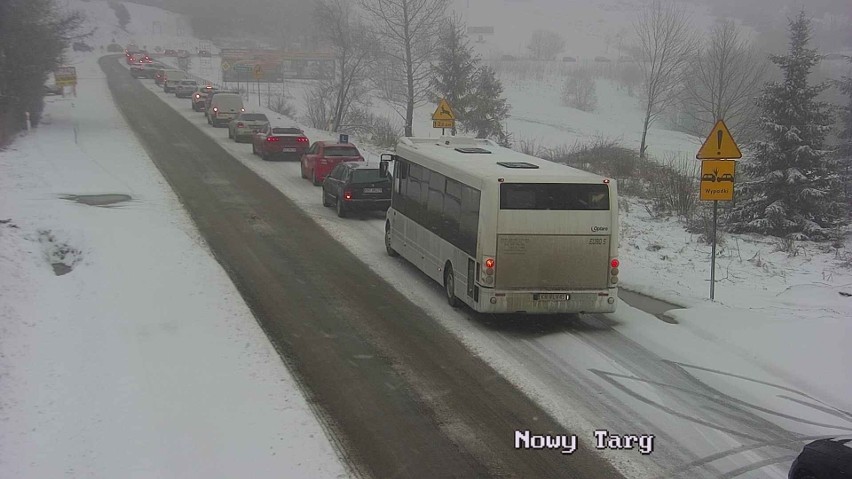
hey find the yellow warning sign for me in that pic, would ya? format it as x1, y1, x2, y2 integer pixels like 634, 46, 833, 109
253, 64, 263, 80
699, 160, 736, 201
54, 66, 77, 87
697, 119, 742, 159
220, 61, 231, 71
432, 98, 455, 121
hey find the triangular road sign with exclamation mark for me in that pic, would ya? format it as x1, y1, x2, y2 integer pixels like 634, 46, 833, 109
697, 119, 742, 159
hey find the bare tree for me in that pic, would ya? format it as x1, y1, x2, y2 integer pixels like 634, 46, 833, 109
681, 20, 767, 143
527, 30, 566, 61
314, 0, 375, 133
633, 0, 698, 158
360, 0, 449, 137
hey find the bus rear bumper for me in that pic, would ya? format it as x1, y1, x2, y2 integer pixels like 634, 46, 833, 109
476, 289, 618, 314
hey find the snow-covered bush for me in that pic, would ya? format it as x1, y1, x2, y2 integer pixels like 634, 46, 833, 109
267, 94, 296, 118
560, 70, 597, 112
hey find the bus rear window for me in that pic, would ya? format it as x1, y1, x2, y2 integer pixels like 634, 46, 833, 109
500, 183, 609, 210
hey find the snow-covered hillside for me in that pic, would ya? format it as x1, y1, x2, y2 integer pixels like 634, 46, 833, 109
64, 0, 203, 54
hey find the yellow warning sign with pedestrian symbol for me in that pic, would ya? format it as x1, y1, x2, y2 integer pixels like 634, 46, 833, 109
697, 119, 742, 159
699, 160, 736, 201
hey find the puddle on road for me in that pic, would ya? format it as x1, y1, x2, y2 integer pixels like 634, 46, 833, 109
60, 194, 132, 207
618, 289, 682, 324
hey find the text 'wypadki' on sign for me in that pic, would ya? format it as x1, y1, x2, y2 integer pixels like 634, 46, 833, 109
697, 119, 742, 159
699, 160, 736, 201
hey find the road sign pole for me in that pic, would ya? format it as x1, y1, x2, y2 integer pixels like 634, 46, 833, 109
257, 77, 260, 107
710, 199, 717, 301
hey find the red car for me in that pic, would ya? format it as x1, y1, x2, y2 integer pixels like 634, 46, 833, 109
252, 126, 309, 161
300, 141, 365, 186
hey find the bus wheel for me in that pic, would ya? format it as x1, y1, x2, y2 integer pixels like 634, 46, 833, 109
385, 222, 398, 257
444, 266, 460, 308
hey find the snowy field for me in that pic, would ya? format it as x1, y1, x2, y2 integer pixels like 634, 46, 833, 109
0, 48, 348, 479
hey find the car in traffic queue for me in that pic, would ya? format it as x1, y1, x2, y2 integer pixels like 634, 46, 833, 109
161, 70, 189, 93
153, 68, 168, 86
207, 93, 244, 127
130, 61, 165, 79
300, 140, 365, 186
126, 51, 150, 65
163, 49, 177, 56
251, 126, 309, 161
203, 90, 239, 117
198, 50, 212, 57
191, 85, 219, 111
174, 79, 200, 98
227, 112, 270, 142
321, 162, 391, 218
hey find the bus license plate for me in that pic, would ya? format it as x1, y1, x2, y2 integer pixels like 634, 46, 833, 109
364, 188, 382, 194
535, 293, 568, 301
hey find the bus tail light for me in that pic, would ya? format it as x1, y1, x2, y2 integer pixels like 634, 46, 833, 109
610, 258, 619, 285
482, 257, 495, 285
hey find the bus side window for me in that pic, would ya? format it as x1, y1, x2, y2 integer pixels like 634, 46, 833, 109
408, 164, 424, 223
393, 161, 408, 213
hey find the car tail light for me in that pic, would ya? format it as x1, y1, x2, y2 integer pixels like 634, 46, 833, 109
194, 94, 200, 99
344, 190, 352, 201
236, 122, 245, 128
481, 257, 495, 285
297, 137, 308, 143
266, 136, 279, 142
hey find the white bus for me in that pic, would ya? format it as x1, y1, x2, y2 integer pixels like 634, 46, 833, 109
381, 136, 619, 314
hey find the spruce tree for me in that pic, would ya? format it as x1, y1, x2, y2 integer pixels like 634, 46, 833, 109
729, 11, 842, 239
837, 58, 852, 208
462, 65, 511, 145
431, 17, 478, 135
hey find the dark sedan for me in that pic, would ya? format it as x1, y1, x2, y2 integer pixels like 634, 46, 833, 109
322, 162, 391, 218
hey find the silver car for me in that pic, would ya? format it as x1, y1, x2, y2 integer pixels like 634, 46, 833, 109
228, 112, 270, 142
174, 79, 199, 98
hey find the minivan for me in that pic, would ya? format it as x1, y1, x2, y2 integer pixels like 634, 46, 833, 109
162, 70, 188, 93
207, 93, 244, 127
